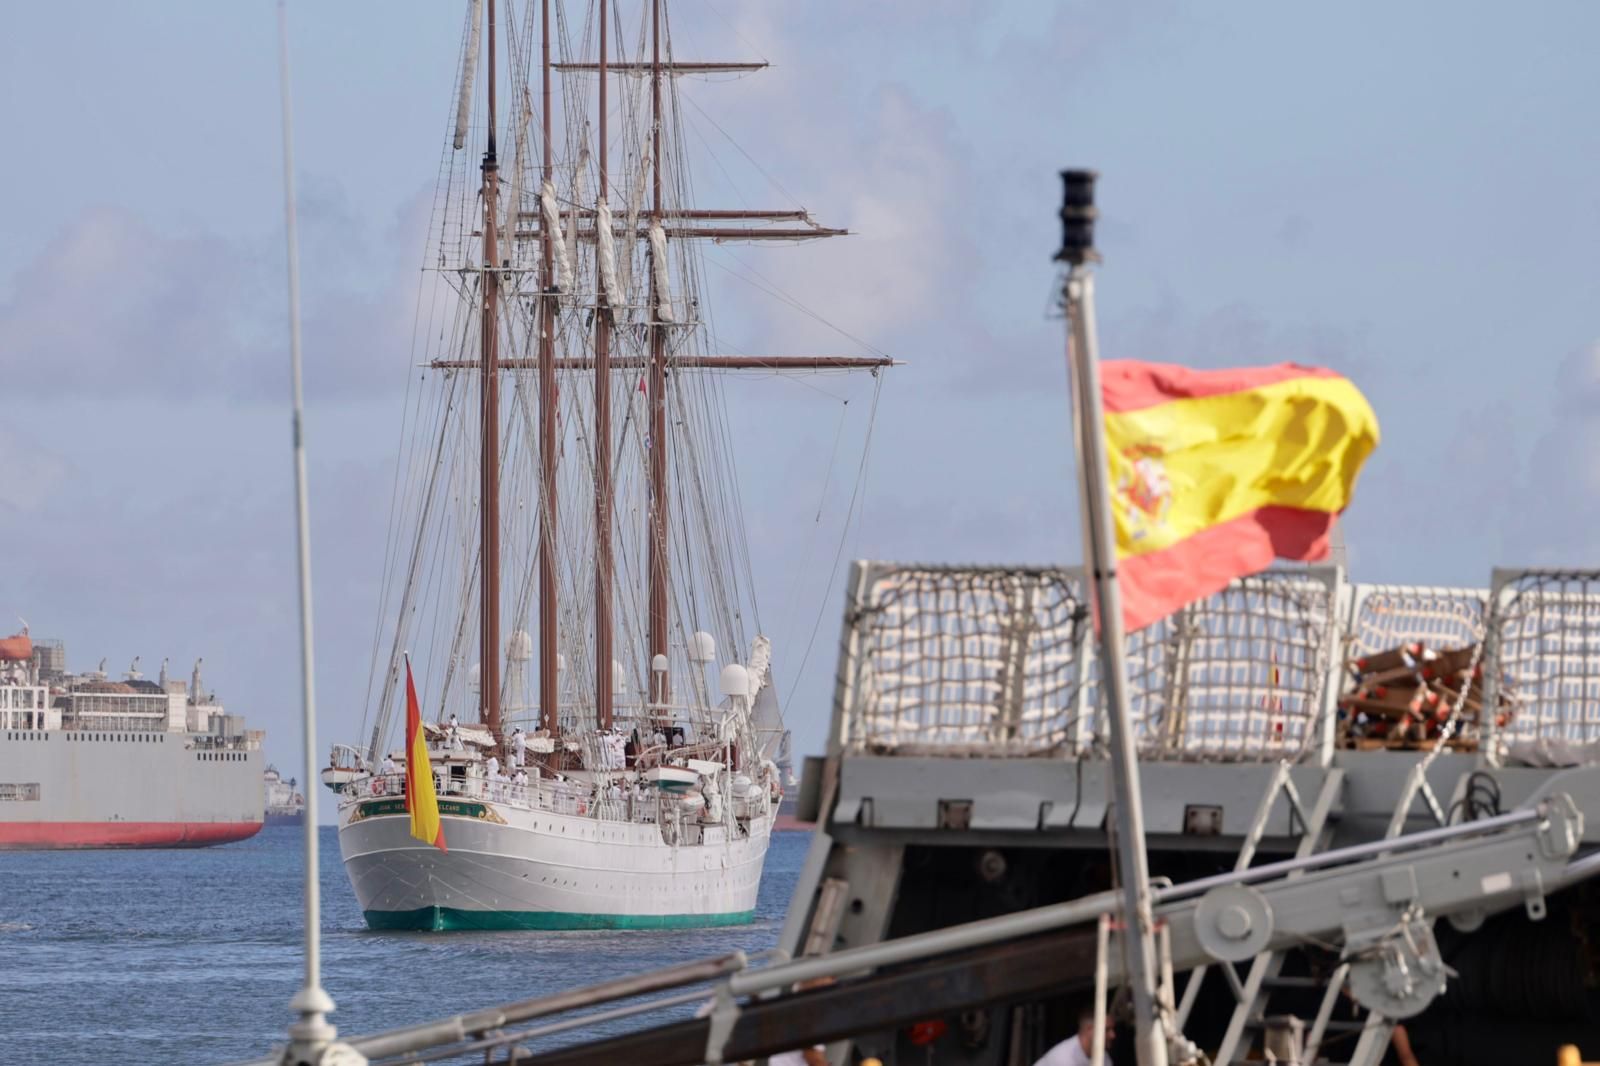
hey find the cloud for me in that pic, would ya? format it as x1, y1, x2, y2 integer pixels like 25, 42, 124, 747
0, 189, 433, 403
1553, 340, 1600, 414
695, 82, 976, 367
0, 208, 276, 398
0, 428, 68, 514
1498, 339, 1600, 562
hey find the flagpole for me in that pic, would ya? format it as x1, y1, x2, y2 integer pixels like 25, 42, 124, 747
1056, 170, 1168, 1066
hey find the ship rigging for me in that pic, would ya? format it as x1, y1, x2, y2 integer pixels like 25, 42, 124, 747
329, 0, 891, 931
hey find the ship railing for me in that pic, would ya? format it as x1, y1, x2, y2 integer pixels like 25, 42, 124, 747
834, 563, 1094, 758
831, 561, 1346, 764
427, 772, 666, 825
832, 562, 1600, 763
1484, 568, 1600, 761
1119, 567, 1342, 763
61, 715, 168, 733
354, 768, 755, 829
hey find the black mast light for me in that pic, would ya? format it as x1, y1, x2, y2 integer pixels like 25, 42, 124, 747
1054, 168, 1098, 265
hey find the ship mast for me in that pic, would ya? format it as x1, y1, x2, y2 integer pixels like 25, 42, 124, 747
593, 0, 613, 731
478, 0, 503, 736
647, 0, 669, 716
447, 0, 887, 744
537, 0, 560, 733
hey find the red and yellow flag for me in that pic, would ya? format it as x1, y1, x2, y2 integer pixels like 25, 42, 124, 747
1102, 361, 1379, 631
403, 657, 447, 852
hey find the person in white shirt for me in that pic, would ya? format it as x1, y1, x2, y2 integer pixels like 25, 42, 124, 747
1033, 1006, 1110, 1066
486, 754, 500, 779
380, 754, 397, 777
510, 728, 526, 769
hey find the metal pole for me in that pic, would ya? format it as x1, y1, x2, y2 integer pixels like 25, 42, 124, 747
1056, 169, 1168, 1066
480, 0, 505, 735
275, 3, 336, 1062
1092, 912, 1110, 1066
591, 0, 613, 733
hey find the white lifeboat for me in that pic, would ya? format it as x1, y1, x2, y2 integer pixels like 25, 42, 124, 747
644, 766, 699, 793
320, 765, 364, 792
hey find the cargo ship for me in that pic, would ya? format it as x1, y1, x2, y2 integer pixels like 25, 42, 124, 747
263, 765, 305, 827
0, 631, 264, 849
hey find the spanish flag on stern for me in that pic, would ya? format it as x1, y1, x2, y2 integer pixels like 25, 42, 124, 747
1103, 361, 1379, 632
403, 656, 447, 852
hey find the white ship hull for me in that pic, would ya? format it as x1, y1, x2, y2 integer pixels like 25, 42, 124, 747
337, 790, 771, 930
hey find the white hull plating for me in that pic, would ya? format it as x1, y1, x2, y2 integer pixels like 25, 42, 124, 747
337, 793, 771, 930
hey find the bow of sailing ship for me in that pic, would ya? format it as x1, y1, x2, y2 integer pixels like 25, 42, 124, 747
328, 0, 889, 931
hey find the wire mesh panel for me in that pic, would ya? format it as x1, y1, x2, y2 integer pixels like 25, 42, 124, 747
1346, 585, 1487, 661
841, 565, 1091, 756
1339, 583, 1490, 747
1122, 569, 1340, 762
1488, 570, 1600, 745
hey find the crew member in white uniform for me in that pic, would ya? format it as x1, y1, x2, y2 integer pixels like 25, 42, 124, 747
1033, 1006, 1110, 1066
380, 754, 397, 777
510, 727, 526, 769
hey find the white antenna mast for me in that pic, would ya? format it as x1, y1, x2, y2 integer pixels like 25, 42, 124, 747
275, 5, 351, 1064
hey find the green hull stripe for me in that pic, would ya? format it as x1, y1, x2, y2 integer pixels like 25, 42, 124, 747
363, 906, 757, 932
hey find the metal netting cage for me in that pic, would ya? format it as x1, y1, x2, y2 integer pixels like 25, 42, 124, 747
1341, 584, 1489, 744
841, 566, 1091, 756
1121, 569, 1340, 762
1346, 585, 1488, 661
1488, 570, 1600, 745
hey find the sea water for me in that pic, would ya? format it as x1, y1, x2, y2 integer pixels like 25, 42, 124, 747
0, 826, 810, 1064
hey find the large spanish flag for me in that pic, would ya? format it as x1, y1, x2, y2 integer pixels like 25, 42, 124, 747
403, 657, 446, 852
1103, 362, 1379, 631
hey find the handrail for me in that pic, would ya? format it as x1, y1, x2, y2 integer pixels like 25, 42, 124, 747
339, 771, 771, 827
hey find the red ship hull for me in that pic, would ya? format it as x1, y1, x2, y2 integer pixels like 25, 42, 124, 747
0, 820, 263, 850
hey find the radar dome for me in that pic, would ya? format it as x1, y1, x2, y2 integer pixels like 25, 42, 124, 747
720, 664, 750, 699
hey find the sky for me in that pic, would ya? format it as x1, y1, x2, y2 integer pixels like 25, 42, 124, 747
2, 2, 1598, 803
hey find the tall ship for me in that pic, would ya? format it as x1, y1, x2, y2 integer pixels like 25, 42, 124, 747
329, 0, 889, 930
263, 765, 305, 826
0, 631, 264, 849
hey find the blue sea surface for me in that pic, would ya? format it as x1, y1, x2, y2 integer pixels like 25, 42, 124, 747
0, 826, 811, 1064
